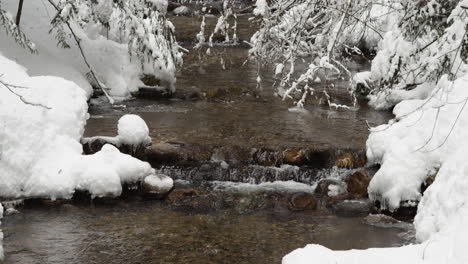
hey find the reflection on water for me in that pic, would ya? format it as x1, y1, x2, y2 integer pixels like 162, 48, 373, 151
85, 45, 391, 148
86, 15, 392, 149
2, 200, 411, 264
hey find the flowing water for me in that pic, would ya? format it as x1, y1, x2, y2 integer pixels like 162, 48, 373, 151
2, 198, 413, 264
85, 15, 392, 148
1, 14, 407, 264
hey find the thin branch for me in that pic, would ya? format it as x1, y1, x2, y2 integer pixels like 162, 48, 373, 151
46, 0, 114, 104
0, 77, 51, 109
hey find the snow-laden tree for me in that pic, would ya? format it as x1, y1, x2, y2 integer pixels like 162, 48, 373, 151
1, 0, 183, 102
0, 1, 36, 53
370, 0, 468, 109
248, 0, 467, 109
248, 0, 401, 108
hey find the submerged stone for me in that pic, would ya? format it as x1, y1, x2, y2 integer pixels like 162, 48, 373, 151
288, 192, 317, 211
331, 200, 373, 217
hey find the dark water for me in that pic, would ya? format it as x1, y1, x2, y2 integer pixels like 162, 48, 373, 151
1, 199, 412, 264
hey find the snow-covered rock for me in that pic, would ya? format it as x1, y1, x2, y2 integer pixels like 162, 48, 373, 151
142, 174, 174, 197
0, 54, 154, 199
117, 114, 151, 146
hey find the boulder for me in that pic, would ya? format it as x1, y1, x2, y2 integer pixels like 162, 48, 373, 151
345, 170, 371, 198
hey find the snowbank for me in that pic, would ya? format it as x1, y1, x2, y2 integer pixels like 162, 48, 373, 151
367, 74, 468, 211
284, 207, 468, 264
283, 74, 468, 263
0, 54, 154, 199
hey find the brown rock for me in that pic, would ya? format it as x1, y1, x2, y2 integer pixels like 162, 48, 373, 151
335, 153, 354, 169
288, 192, 317, 211
325, 193, 352, 207
346, 170, 371, 198
283, 148, 307, 165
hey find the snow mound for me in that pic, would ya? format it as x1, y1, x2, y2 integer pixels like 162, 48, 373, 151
73, 144, 154, 198
367, 74, 468, 211
0, 54, 153, 199
117, 114, 151, 146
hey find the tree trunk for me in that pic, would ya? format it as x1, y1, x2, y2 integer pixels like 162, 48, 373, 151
16, 0, 24, 26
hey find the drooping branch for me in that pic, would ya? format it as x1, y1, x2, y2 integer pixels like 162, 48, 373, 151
46, 0, 115, 104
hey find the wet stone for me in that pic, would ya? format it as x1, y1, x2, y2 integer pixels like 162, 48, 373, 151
283, 148, 307, 165
335, 153, 354, 169
314, 179, 342, 197
165, 188, 204, 203
331, 200, 374, 217
345, 170, 371, 199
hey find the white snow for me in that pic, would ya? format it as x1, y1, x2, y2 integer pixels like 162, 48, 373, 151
0, 54, 154, 199
253, 0, 268, 16
143, 174, 174, 193
283, 74, 468, 264
284, 208, 468, 264
212, 180, 314, 194
0, 0, 178, 100
367, 74, 468, 211
117, 114, 151, 146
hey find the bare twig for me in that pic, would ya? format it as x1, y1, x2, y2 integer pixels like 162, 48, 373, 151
0, 77, 51, 109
